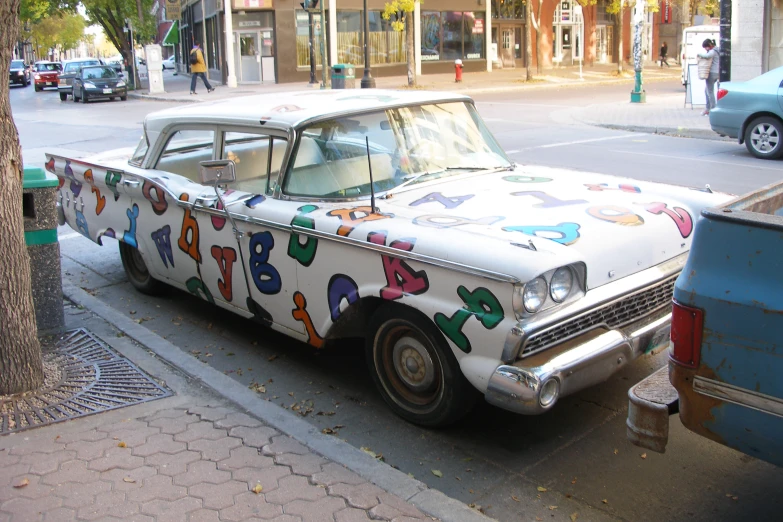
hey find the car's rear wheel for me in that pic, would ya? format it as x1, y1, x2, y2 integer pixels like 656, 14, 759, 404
118, 242, 165, 295
120, 95, 127, 101
366, 303, 478, 427
745, 116, 783, 159
59, 92, 67, 101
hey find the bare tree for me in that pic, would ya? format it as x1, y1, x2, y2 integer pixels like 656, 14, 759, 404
525, 2, 534, 80
0, 0, 44, 396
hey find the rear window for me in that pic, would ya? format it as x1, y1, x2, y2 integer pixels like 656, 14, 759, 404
11, 60, 24, 68
35, 63, 60, 72
65, 60, 99, 73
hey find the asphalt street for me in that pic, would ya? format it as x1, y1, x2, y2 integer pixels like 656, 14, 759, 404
12, 79, 783, 522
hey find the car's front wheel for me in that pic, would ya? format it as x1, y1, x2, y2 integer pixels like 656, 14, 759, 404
34, 84, 41, 92
119, 242, 166, 295
81, 88, 88, 103
745, 116, 783, 159
366, 303, 478, 427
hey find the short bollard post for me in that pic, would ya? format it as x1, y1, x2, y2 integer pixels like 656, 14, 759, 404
22, 166, 65, 332
454, 59, 463, 83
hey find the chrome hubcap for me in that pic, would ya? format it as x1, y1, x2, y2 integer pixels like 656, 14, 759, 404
392, 336, 434, 392
752, 123, 779, 152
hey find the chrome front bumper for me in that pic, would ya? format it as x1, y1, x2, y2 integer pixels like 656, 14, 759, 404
485, 312, 671, 415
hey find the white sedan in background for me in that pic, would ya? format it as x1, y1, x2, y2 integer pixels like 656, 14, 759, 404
162, 56, 176, 70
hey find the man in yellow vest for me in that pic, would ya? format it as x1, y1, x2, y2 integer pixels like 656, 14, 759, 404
189, 42, 214, 95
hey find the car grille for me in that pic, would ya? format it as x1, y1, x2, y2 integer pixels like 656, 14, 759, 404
521, 275, 677, 357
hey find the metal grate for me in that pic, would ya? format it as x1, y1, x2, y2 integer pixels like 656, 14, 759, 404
0, 328, 171, 435
522, 275, 677, 357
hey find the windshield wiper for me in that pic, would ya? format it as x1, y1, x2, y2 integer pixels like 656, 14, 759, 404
445, 165, 513, 171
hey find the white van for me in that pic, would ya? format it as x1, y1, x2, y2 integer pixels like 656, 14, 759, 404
681, 25, 720, 86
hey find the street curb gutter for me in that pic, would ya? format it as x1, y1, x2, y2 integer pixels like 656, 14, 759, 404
594, 123, 735, 142
62, 283, 494, 522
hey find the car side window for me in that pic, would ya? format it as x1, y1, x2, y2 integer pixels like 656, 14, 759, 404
222, 131, 286, 195
156, 129, 215, 182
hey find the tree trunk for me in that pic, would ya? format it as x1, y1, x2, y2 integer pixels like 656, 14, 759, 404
406, 14, 415, 87
535, 0, 544, 75
525, 3, 533, 80
616, 8, 624, 73
0, 0, 44, 396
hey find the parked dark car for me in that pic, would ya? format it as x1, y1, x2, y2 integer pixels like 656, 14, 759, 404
71, 65, 127, 103
33, 61, 61, 91
9, 59, 30, 86
58, 58, 101, 101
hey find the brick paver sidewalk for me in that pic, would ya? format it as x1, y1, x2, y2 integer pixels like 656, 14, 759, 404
0, 403, 433, 522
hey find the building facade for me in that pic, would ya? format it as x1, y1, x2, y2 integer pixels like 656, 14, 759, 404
156, 0, 660, 84
731, 0, 783, 82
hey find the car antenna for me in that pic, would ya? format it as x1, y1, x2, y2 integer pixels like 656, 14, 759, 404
366, 136, 377, 213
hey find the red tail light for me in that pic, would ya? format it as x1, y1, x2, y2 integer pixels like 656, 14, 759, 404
717, 88, 728, 101
669, 300, 704, 369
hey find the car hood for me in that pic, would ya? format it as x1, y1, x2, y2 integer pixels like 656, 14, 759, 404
364, 164, 734, 289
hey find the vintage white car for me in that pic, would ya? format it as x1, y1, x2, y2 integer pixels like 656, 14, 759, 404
48, 90, 731, 427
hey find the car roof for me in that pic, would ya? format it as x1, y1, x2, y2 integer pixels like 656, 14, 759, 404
144, 89, 473, 134
63, 58, 100, 64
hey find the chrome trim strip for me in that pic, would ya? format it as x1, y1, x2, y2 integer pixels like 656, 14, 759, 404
693, 376, 783, 419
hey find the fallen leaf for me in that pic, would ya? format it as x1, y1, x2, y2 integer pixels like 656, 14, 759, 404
640, 453, 647, 459
227, 352, 235, 356
408, 473, 415, 478
431, 469, 443, 478
602, 499, 608, 504
321, 428, 335, 435
268, 354, 278, 361
361, 447, 377, 458
511, 495, 520, 502
172, 321, 181, 326
288, 392, 295, 397
537, 486, 547, 492
536, 518, 543, 521
613, 448, 619, 455
565, 494, 572, 498
249, 383, 266, 394
571, 477, 577, 484
548, 506, 558, 510
455, 476, 461, 481
251, 483, 263, 494
123, 477, 136, 483
129, 310, 136, 315
570, 513, 579, 522
13, 478, 29, 488
117, 442, 127, 448
207, 323, 213, 330
316, 411, 335, 416
462, 457, 473, 462
469, 489, 474, 494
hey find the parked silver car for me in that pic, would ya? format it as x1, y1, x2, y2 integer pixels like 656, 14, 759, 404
709, 66, 783, 159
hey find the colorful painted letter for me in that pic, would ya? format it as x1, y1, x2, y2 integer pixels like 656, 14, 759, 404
368, 231, 429, 300
640, 202, 693, 238
186, 277, 215, 304
105, 170, 122, 201
288, 204, 319, 266
586, 205, 644, 226
178, 193, 201, 263
413, 214, 503, 229
584, 183, 641, 193
502, 175, 552, 183
502, 222, 581, 245
327, 274, 360, 322
122, 204, 139, 248
512, 191, 587, 208
83, 169, 106, 215
151, 225, 175, 268
142, 180, 168, 215
249, 231, 281, 294
327, 206, 393, 236
211, 246, 237, 301
434, 286, 504, 353
410, 192, 474, 209
292, 292, 324, 348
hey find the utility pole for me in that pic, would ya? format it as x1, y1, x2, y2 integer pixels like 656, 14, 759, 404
319, 0, 329, 88
301, 0, 317, 85
360, 0, 375, 88
630, 0, 646, 103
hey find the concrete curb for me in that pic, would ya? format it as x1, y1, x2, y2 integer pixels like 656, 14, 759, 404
63, 283, 494, 522
592, 123, 734, 141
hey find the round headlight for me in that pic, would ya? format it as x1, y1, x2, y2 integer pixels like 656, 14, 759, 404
550, 267, 573, 302
539, 378, 560, 408
523, 277, 548, 313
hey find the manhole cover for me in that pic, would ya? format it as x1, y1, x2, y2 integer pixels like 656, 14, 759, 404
0, 328, 171, 435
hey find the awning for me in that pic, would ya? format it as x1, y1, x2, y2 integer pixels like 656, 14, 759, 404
162, 21, 179, 46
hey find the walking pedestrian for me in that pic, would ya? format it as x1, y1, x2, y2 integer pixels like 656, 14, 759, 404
697, 39, 720, 115
659, 41, 670, 67
189, 42, 214, 95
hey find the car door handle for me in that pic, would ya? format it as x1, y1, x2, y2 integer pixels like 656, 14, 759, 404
122, 179, 140, 187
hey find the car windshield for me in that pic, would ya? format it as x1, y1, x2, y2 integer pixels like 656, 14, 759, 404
10, 60, 24, 69
283, 101, 512, 198
82, 66, 117, 79
35, 63, 60, 72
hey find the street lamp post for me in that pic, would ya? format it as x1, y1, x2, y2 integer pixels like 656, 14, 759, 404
630, 0, 646, 103
360, 0, 375, 88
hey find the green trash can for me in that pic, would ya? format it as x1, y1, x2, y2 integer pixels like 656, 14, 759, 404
332, 64, 355, 89
23, 166, 65, 332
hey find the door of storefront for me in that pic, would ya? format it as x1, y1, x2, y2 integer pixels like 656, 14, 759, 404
501, 26, 515, 68
234, 29, 276, 83
597, 25, 607, 62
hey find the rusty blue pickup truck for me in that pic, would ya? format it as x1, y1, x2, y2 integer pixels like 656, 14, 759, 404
627, 182, 783, 467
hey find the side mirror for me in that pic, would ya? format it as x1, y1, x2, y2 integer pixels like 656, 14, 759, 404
199, 159, 236, 186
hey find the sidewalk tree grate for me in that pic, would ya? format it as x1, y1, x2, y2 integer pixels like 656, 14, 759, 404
0, 328, 171, 435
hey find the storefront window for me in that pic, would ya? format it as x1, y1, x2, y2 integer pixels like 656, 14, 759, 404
422, 12, 485, 61
335, 11, 405, 66
296, 10, 326, 67
421, 12, 441, 61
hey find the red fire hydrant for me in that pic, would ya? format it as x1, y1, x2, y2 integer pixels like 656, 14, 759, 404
454, 59, 463, 83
